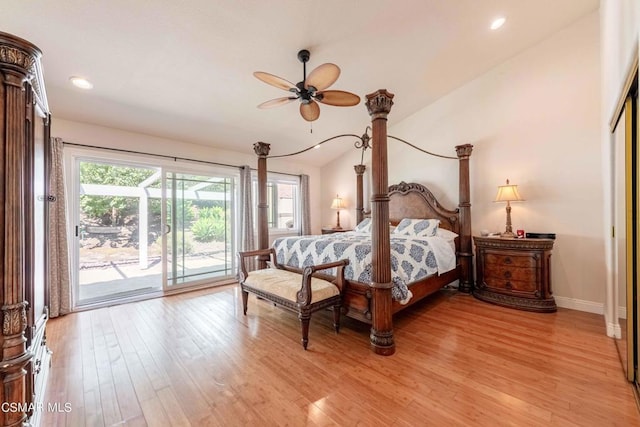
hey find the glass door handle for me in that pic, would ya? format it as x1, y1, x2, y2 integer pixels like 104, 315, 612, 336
164, 224, 171, 235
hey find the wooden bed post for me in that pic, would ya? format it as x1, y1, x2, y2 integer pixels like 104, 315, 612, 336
354, 164, 366, 225
254, 141, 271, 269
455, 144, 474, 293
366, 89, 395, 356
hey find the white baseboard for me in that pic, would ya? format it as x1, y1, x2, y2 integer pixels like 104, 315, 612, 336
606, 322, 615, 336
555, 297, 627, 339
554, 296, 604, 314
553, 296, 627, 319
619, 305, 627, 319
607, 321, 623, 339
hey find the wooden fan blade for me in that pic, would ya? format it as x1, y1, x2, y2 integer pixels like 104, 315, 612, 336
257, 97, 297, 109
304, 63, 340, 91
253, 71, 297, 91
300, 101, 320, 122
316, 90, 361, 106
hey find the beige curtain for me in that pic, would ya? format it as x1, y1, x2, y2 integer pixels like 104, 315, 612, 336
238, 165, 255, 272
300, 174, 311, 235
48, 137, 71, 317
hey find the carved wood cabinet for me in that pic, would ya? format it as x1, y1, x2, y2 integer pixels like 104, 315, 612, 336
473, 236, 556, 312
0, 32, 52, 426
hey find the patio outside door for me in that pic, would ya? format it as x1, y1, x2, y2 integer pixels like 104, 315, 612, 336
163, 170, 235, 289
75, 159, 163, 305
73, 158, 237, 307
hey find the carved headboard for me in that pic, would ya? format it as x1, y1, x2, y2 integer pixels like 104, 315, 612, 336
388, 181, 461, 236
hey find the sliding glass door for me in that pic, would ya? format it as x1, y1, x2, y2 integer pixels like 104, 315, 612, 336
75, 159, 163, 304
163, 171, 235, 289
71, 153, 238, 307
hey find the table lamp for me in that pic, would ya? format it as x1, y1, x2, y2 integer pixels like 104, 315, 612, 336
330, 194, 344, 230
494, 179, 523, 238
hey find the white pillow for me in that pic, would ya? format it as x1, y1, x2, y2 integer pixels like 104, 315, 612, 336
393, 218, 440, 237
354, 218, 398, 234
353, 218, 372, 233
436, 228, 458, 241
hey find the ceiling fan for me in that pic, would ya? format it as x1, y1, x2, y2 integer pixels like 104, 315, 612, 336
254, 49, 361, 122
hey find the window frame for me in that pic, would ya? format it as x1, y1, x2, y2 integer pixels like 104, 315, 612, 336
253, 172, 301, 235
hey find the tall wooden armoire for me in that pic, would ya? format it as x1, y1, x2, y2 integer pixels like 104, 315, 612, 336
0, 32, 51, 427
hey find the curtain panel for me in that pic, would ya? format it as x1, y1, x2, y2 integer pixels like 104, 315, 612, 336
48, 137, 71, 317
239, 165, 255, 272
300, 174, 311, 235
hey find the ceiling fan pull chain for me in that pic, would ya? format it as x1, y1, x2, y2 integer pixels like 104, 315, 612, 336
310, 122, 313, 134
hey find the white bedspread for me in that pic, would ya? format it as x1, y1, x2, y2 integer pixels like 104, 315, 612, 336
272, 231, 456, 304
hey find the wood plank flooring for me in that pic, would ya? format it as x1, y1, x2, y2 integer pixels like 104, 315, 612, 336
41, 286, 638, 426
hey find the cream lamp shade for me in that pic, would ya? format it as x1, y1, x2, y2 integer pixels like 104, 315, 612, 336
494, 179, 523, 238
330, 195, 343, 210
494, 180, 524, 203
330, 194, 344, 229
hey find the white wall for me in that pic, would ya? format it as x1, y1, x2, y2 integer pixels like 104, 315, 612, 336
600, 0, 640, 336
52, 118, 323, 234
322, 12, 604, 308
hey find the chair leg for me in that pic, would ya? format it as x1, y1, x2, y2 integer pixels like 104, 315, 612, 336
299, 312, 311, 350
241, 289, 248, 315
332, 304, 341, 333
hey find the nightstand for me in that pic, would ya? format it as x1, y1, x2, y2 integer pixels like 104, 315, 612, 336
473, 236, 556, 312
321, 227, 351, 235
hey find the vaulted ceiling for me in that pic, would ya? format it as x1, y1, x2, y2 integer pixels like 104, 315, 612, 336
3, 0, 599, 166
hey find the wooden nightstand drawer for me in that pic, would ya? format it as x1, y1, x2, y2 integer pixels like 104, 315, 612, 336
484, 253, 536, 268
483, 277, 537, 293
483, 264, 535, 282
473, 236, 556, 312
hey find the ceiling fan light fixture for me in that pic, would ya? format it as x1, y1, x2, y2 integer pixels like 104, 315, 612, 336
254, 49, 360, 123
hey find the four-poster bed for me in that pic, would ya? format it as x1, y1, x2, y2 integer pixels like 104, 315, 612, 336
253, 89, 473, 355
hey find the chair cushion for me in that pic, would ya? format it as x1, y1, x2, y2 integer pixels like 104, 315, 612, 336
243, 268, 339, 304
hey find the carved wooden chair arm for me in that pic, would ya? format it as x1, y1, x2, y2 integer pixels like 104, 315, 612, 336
297, 259, 349, 307
238, 248, 279, 281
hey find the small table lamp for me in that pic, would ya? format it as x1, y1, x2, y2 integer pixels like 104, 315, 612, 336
330, 194, 344, 230
494, 179, 524, 238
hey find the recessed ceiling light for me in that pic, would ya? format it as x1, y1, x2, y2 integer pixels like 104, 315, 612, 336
69, 76, 93, 90
490, 17, 506, 30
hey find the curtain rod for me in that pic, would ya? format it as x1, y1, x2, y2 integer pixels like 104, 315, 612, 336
62, 141, 301, 177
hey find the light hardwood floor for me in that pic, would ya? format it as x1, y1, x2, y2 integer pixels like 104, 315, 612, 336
42, 286, 638, 426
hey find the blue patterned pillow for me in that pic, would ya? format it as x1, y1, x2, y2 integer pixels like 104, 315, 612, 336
354, 218, 372, 233
393, 218, 440, 237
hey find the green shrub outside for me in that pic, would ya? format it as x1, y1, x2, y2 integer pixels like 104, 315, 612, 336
191, 206, 226, 242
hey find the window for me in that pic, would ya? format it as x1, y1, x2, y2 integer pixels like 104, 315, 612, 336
253, 174, 300, 233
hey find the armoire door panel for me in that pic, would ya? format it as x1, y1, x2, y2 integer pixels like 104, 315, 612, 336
0, 31, 51, 427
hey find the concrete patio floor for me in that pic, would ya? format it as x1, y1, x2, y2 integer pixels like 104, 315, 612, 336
78, 254, 233, 303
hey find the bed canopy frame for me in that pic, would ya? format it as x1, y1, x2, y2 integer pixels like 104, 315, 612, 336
253, 89, 473, 355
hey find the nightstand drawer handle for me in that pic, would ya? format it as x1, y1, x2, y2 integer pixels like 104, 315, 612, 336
504, 271, 512, 279
505, 281, 513, 290
504, 257, 512, 265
